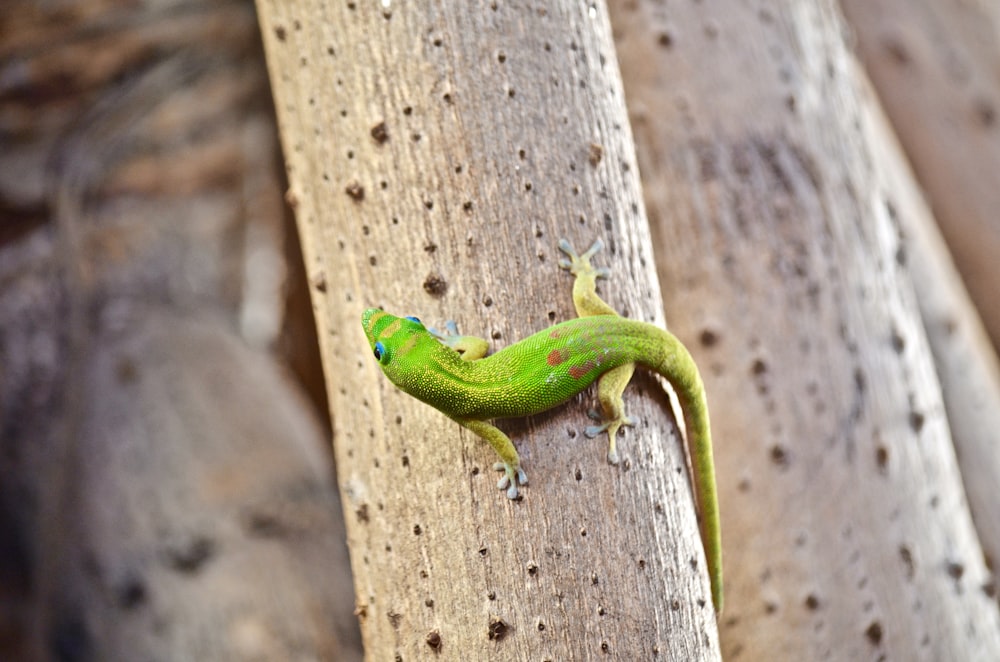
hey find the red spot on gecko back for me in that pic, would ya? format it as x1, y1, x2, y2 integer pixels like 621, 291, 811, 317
568, 360, 597, 379
547, 349, 566, 366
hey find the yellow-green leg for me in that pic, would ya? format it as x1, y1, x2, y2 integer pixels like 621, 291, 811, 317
455, 418, 527, 499
558, 239, 635, 463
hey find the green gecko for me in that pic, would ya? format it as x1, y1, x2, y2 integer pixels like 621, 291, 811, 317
361, 239, 722, 613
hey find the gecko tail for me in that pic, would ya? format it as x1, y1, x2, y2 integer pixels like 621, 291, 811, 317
652, 331, 724, 614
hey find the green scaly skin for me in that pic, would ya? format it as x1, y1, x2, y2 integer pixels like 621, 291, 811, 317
362, 239, 723, 613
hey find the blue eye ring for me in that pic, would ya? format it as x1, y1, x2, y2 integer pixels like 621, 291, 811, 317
373, 341, 386, 361
405, 315, 421, 325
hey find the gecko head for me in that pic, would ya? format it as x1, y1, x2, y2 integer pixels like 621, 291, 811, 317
361, 308, 430, 385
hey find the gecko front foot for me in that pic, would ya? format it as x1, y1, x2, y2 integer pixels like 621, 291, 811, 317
558, 238, 611, 280
493, 462, 528, 499
427, 320, 489, 359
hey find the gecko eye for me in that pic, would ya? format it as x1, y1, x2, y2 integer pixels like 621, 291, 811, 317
373, 341, 386, 361
405, 315, 421, 325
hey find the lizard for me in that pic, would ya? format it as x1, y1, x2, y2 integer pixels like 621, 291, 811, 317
361, 238, 723, 612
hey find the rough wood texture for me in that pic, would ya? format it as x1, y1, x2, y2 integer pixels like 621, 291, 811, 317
839, 0, 1000, 594
0, 1, 361, 659
609, 0, 1000, 659
257, 2, 720, 659
860, 81, 1000, 605
840, 0, 1000, 353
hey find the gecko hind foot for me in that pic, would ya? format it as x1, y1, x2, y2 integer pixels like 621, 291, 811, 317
493, 462, 528, 499
584, 416, 634, 466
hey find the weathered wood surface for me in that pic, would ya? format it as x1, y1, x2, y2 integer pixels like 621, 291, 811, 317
841, 0, 1000, 354
839, 0, 1000, 606
257, 1, 721, 659
609, 0, 1000, 659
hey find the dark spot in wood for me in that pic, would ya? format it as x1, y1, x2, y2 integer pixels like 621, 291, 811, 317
115, 356, 138, 384
356, 503, 370, 523
764, 601, 779, 614
463, 200, 473, 212
345, 181, 364, 201
883, 37, 909, 66
164, 535, 214, 574
423, 274, 447, 297
536, 620, 545, 631
770, 444, 789, 468
413, 524, 422, 535
426, 630, 442, 651
244, 510, 291, 538
371, 121, 389, 144
274, 25, 287, 41
488, 617, 508, 641
876, 445, 889, 474
115, 574, 147, 609
908, 410, 925, 434
899, 545, 915, 579
946, 561, 964, 581
387, 610, 402, 629
527, 561, 538, 576
890, 328, 905, 353
369, 255, 377, 266
865, 620, 883, 646
497, 51, 506, 63
401, 455, 410, 467
588, 143, 603, 166
657, 31, 673, 48
804, 594, 820, 610
699, 328, 719, 347
751, 358, 767, 376
487, 590, 496, 600
973, 98, 996, 128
